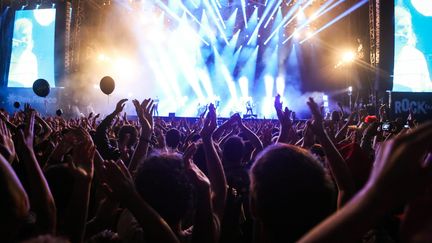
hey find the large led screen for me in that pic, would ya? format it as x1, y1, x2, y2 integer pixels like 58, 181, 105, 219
8, 9, 56, 88
393, 0, 432, 92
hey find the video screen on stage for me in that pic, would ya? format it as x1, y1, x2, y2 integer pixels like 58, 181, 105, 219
393, 0, 432, 92
8, 9, 56, 88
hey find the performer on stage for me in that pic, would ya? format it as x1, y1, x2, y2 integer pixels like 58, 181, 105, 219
153, 96, 159, 116
245, 100, 254, 116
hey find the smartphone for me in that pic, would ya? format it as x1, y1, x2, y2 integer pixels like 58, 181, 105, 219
381, 122, 392, 131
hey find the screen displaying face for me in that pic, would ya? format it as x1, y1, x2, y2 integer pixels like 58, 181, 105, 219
393, 0, 432, 92
8, 9, 56, 88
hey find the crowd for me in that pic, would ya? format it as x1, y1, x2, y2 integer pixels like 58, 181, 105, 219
1, 94, 432, 243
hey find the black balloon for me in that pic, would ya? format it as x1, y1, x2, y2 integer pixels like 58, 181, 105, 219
32, 79, 50, 97
13, 101, 20, 109
100, 76, 115, 95
56, 109, 63, 116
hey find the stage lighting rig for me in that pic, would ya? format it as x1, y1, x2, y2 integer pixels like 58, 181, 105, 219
342, 51, 355, 63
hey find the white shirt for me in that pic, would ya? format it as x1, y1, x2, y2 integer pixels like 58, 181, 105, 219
8, 49, 38, 87
393, 45, 432, 92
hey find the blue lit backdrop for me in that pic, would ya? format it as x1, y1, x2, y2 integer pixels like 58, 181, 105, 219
83, 0, 368, 118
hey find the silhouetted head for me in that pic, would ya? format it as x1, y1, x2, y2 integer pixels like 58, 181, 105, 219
134, 152, 194, 226
250, 144, 335, 242
222, 136, 244, 166
118, 125, 138, 147
165, 128, 181, 149
331, 111, 340, 122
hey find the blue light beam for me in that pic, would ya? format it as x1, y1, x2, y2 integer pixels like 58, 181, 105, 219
300, 0, 368, 44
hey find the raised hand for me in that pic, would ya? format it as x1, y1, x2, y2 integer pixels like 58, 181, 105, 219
198, 103, 226, 223
182, 142, 216, 243
17, 110, 35, 149
261, 124, 274, 147
133, 98, 154, 139
186, 159, 211, 193
274, 95, 292, 127
212, 112, 239, 142
274, 94, 283, 111
307, 97, 354, 207
0, 119, 15, 163
183, 142, 197, 165
114, 99, 128, 114
129, 99, 155, 173
378, 104, 387, 122
23, 103, 35, 114
299, 122, 432, 243
335, 111, 357, 142
123, 112, 129, 124
200, 103, 217, 140
279, 107, 293, 128
101, 160, 135, 201
71, 128, 96, 180
307, 97, 325, 137
369, 121, 432, 204
274, 96, 294, 144
302, 120, 315, 148
13, 109, 56, 233
0, 154, 30, 241
101, 158, 180, 243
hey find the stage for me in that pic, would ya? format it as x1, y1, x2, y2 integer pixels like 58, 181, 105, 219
0, 0, 431, 121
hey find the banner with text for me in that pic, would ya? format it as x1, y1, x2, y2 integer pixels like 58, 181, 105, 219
389, 92, 432, 121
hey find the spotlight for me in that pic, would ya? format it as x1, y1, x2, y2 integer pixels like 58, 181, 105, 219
98, 54, 108, 62
348, 86, 353, 93
36, 4, 40, 9
342, 51, 355, 63
310, 12, 318, 21
52, 3, 56, 8
306, 31, 313, 39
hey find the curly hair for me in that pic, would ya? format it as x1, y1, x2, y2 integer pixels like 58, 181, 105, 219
134, 152, 194, 225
